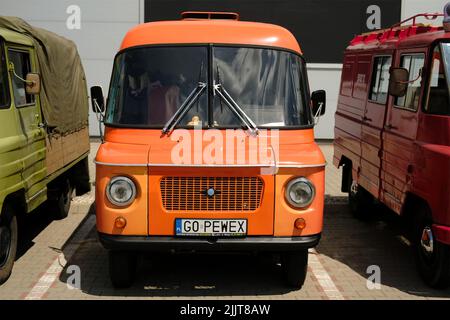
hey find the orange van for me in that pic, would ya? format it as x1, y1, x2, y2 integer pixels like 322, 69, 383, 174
91, 12, 326, 288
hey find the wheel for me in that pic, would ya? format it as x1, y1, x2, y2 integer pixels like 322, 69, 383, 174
413, 205, 450, 289
49, 178, 73, 220
0, 205, 18, 285
282, 250, 308, 288
108, 250, 137, 288
347, 173, 373, 220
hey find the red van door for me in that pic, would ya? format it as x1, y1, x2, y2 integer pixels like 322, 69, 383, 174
381, 50, 426, 214
359, 53, 393, 198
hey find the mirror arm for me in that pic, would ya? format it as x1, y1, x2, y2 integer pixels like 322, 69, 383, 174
9, 62, 35, 85
93, 98, 105, 143
313, 102, 324, 125
398, 68, 422, 84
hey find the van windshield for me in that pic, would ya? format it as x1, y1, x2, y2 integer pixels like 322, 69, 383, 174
105, 45, 312, 128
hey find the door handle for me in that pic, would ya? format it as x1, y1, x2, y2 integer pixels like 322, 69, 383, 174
385, 124, 398, 130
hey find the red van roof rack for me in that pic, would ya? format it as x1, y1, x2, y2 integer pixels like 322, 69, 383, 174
181, 11, 240, 21
350, 12, 444, 46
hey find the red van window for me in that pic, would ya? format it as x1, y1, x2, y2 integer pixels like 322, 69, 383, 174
425, 44, 450, 116
369, 56, 392, 104
395, 54, 424, 111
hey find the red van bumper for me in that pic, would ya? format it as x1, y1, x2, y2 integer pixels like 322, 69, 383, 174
432, 224, 450, 245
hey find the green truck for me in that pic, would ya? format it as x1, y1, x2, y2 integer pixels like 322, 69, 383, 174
0, 17, 90, 284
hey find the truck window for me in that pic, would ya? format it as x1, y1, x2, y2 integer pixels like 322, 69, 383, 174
0, 42, 10, 109
395, 54, 424, 111
369, 56, 392, 104
425, 44, 450, 116
8, 49, 35, 107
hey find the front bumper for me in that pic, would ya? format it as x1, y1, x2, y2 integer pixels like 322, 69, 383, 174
98, 233, 321, 252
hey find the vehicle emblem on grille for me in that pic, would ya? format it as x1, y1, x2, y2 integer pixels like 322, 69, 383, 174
201, 187, 221, 198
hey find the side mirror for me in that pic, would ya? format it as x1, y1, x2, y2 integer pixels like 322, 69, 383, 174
25, 73, 41, 95
90, 86, 105, 113
388, 67, 409, 97
311, 90, 326, 116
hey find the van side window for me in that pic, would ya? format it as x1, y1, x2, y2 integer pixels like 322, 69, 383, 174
425, 45, 450, 115
369, 56, 392, 104
395, 54, 424, 111
8, 49, 35, 107
0, 44, 10, 109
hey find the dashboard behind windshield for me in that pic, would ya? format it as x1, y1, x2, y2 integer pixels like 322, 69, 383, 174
105, 45, 313, 128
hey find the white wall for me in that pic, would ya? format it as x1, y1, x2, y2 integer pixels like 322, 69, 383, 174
402, 0, 448, 20
307, 64, 342, 139
0, 0, 142, 136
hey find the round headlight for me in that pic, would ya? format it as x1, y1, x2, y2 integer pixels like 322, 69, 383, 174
285, 177, 315, 208
106, 176, 137, 207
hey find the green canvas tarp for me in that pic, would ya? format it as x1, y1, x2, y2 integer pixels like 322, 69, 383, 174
0, 16, 88, 134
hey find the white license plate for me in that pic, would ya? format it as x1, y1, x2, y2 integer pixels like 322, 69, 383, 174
175, 219, 247, 236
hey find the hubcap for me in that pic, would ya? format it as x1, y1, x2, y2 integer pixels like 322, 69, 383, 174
0, 225, 12, 267
420, 227, 434, 256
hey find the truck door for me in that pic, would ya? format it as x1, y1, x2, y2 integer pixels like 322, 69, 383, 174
6, 46, 46, 205
360, 54, 393, 198
381, 50, 426, 214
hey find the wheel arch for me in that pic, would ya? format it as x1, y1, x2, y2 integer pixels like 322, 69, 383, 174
338, 156, 353, 193
1, 189, 26, 218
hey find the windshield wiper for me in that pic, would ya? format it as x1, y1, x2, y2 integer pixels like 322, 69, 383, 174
213, 67, 259, 136
161, 81, 207, 136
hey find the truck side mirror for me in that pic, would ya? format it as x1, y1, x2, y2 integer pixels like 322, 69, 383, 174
389, 67, 409, 97
90, 86, 105, 113
25, 73, 41, 95
311, 90, 326, 117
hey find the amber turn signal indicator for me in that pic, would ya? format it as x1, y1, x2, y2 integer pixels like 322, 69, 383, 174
294, 218, 306, 230
114, 217, 127, 229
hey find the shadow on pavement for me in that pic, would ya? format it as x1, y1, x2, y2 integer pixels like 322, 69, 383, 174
318, 201, 450, 298
59, 232, 296, 297
16, 204, 54, 260
57, 198, 450, 298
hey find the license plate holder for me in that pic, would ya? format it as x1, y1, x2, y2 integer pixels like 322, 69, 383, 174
175, 218, 247, 237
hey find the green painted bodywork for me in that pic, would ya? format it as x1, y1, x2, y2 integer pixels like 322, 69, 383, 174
0, 28, 86, 215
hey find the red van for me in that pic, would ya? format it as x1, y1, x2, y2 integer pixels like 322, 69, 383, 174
334, 7, 450, 288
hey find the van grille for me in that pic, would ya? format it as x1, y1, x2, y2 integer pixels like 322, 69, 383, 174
160, 177, 264, 211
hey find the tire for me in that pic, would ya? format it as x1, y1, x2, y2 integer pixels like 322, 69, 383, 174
282, 250, 308, 289
108, 251, 137, 289
413, 205, 450, 289
49, 178, 73, 220
0, 205, 18, 285
347, 172, 373, 220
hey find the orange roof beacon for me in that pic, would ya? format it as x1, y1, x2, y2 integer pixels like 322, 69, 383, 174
91, 12, 326, 288
334, 4, 450, 288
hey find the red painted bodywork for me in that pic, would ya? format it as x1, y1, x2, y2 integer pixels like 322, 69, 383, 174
334, 21, 450, 245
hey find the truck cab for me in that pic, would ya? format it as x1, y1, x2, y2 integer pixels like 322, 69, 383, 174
334, 7, 450, 288
92, 11, 326, 289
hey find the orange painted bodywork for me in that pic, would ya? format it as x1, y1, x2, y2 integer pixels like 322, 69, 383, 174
96, 128, 325, 237
120, 20, 302, 54
96, 17, 324, 240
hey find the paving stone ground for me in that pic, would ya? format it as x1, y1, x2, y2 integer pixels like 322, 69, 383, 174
1, 141, 449, 300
